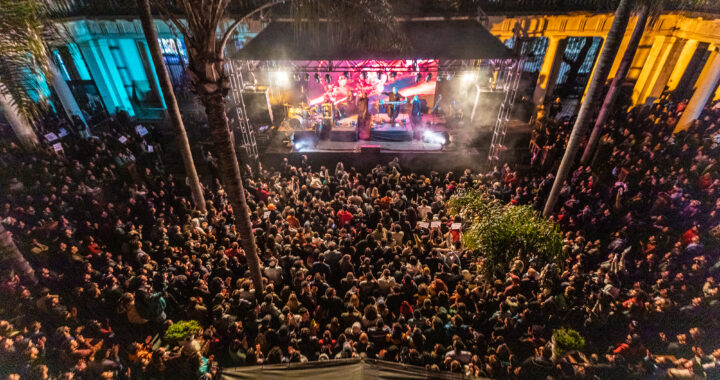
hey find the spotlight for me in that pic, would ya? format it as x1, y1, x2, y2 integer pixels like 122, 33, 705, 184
325, 73, 331, 83
314, 73, 321, 83
274, 71, 290, 87
390, 71, 397, 80
292, 73, 299, 81
415, 73, 422, 83
462, 71, 477, 83
304, 73, 310, 81
412, 60, 419, 72
361, 71, 368, 80
377, 71, 383, 80
425, 73, 433, 82
343, 71, 349, 79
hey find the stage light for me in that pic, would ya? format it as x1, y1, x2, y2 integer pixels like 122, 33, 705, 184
343, 71, 349, 79
377, 71, 382, 80
415, 73, 422, 83
423, 130, 446, 145
462, 71, 477, 82
390, 72, 397, 80
274, 70, 290, 87
325, 74, 332, 83
314, 73, 321, 83
361, 71, 368, 80
412, 60, 419, 72
425, 73, 433, 82
304, 73, 310, 81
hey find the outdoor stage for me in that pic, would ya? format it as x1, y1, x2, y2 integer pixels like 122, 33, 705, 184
228, 18, 523, 163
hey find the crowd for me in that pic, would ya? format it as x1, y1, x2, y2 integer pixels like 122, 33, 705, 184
0, 95, 719, 379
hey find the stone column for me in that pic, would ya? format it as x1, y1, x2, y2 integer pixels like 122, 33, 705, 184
533, 37, 567, 106
48, 58, 86, 123
632, 36, 680, 105
675, 45, 720, 132
665, 39, 699, 92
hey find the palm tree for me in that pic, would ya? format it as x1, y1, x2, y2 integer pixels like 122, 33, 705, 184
136, 0, 207, 213
580, 0, 713, 165
150, 0, 282, 296
580, 3, 649, 165
152, 0, 402, 296
0, 0, 54, 148
543, 0, 633, 217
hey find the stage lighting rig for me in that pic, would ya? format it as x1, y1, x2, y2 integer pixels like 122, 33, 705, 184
314, 73, 321, 83
325, 73, 332, 83
425, 73, 433, 82
361, 71, 368, 80
415, 73, 422, 83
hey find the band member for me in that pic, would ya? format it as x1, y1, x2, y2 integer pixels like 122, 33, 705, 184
357, 92, 371, 140
383, 87, 404, 124
410, 95, 422, 126
319, 96, 334, 140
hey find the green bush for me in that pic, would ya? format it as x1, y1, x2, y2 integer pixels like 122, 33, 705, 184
447, 188, 563, 279
164, 320, 201, 342
553, 327, 586, 356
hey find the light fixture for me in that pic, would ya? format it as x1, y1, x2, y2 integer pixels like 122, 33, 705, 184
343, 71, 349, 79
412, 60, 419, 72
415, 73, 422, 83
325, 73, 331, 83
377, 71, 383, 80
361, 71, 368, 80
390, 71, 397, 80
304, 73, 310, 81
274, 71, 290, 87
462, 71, 477, 83
314, 73, 321, 83
425, 73, 433, 82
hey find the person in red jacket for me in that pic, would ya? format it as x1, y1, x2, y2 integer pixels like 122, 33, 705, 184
337, 206, 353, 227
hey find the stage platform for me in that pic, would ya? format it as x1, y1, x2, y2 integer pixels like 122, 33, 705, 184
289, 113, 448, 144
304, 140, 444, 152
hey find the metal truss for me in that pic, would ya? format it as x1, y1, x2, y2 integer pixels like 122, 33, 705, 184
226, 59, 260, 165
488, 57, 523, 163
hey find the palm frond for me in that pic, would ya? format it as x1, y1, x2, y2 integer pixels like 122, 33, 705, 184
291, 0, 408, 53
0, 0, 56, 120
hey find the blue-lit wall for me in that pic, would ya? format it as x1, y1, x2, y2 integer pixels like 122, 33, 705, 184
52, 18, 260, 121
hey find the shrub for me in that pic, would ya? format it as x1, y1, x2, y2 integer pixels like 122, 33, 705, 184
447, 188, 563, 279
164, 320, 201, 342
553, 327, 586, 356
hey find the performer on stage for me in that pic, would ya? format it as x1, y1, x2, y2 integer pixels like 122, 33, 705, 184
410, 95, 422, 126
357, 91, 371, 140
319, 95, 334, 140
383, 87, 404, 124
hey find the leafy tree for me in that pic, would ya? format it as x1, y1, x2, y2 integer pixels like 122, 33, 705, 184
164, 320, 202, 342
448, 188, 563, 279
552, 327, 586, 357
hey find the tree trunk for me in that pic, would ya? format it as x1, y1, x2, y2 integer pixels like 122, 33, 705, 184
199, 90, 264, 297
0, 89, 39, 149
0, 224, 35, 284
543, 0, 633, 217
581, 5, 649, 165
137, 0, 206, 213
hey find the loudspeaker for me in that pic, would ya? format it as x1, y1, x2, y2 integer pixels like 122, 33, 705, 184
360, 145, 381, 154
241, 89, 273, 125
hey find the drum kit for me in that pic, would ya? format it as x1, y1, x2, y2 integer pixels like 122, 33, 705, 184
286, 104, 320, 131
